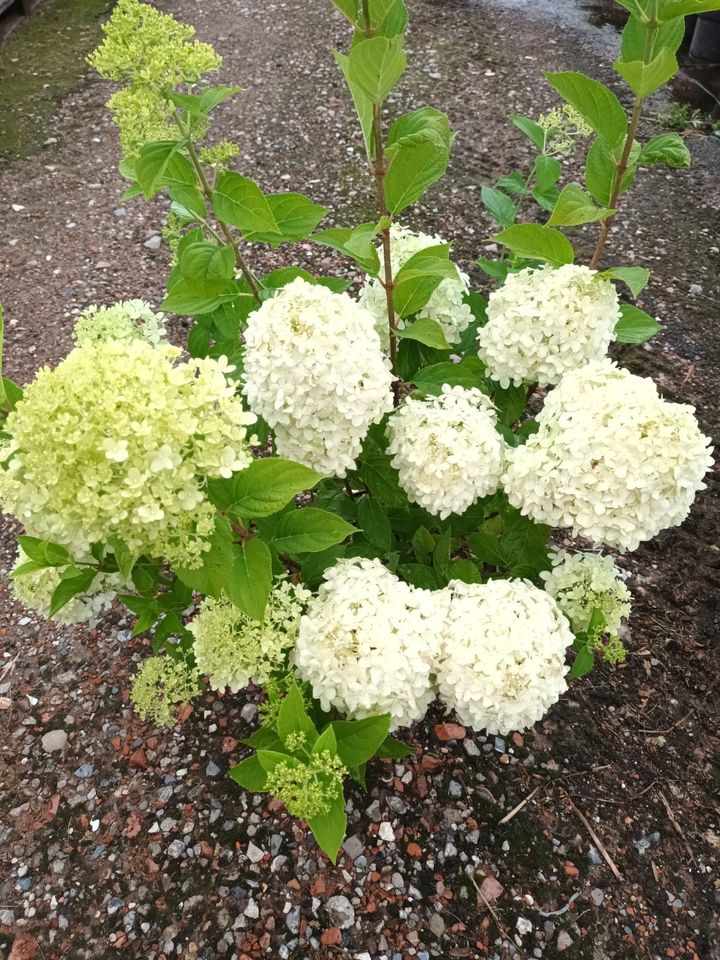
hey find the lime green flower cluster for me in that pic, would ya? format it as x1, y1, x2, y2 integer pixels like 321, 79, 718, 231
541, 549, 632, 635
72, 300, 166, 347
11, 548, 126, 626
199, 140, 241, 171
259, 673, 314, 728
264, 752, 347, 819
590, 632, 628, 665
0, 339, 256, 568
131, 655, 202, 727
189, 581, 310, 692
537, 104, 593, 157
89, 0, 222, 156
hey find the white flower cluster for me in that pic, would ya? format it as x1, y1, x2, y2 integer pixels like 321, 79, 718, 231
386, 385, 506, 518
242, 278, 394, 477
10, 548, 126, 626
293, 558, 446, 730
358, 224, 473, 347
541, 550, 631, 634
72, 299, 166, 346
0, 340, 256, 568
478, 264, 620, 387
294, 558, 574, 734
436, 579, 573, 734
503, 360, 713, 550
189, 581, 310, 692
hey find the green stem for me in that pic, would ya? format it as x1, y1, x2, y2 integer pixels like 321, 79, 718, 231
588, 96, 644, 270
184, 138, 262, 300
371, 103, 400, 404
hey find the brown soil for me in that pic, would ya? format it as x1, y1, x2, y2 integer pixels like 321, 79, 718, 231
1, 0, 719, 958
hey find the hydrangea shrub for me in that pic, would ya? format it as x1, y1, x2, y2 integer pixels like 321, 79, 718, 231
0, 0, 716, 861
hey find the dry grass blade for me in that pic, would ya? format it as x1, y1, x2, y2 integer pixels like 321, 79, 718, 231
498, 785, 540, 825
658, 791, 696, 864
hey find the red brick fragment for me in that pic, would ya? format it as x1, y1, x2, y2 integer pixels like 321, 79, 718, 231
128, 747, 148, 769
321, 927, 342, 946
407, 842, 422, 858
434, 723, 466, 741
563, 861, 580, 878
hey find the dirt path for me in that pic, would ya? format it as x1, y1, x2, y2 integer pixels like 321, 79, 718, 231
1, 1, 719, 958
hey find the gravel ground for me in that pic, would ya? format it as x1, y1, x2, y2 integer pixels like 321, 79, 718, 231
1, 1, 719, 958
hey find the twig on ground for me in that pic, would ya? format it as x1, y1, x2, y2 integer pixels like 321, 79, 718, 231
658, 791, 696, 864
467, 873, 531, 959
499, 786, 540, 825
560, 789, 623, 882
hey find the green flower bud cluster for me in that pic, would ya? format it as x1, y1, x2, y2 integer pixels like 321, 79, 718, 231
264, 752, 347, 820
199, 140, 241, 171
131, 655, 202, 727
88, 0, 221, 156
537, 104, 593, 157
72, 300, 166, 347
589, 632, 628, 665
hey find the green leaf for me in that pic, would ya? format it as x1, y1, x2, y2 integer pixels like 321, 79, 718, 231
398, 563, 438, 588
174, 516, 234, 598
501, 511, 551, 574
229, 755, 268, 791
481, 186, 516, 227
545, 72, 628, 149
638, 133, 691, 168
585, 136, 616, 207
17, 536, 73, 567
621, 14, 684, 61
357, 498, 392, 551
135, 141, 194, 198
107, 535, 137, 580
330, 0, 358, 22
384, 108, 453, 213
347, 36, 406, 104
469, 531, 507, 567
510, 114, 546, 151
375, 734, 414, 759
493, 224, 574, 266
614, 304, 662, 343
411, 526, 435, 564
614, 47, 678, 97
244, 726, 284, 750
448, 558, 483, 583
659, 0, 720, 21
359, 454, 408, 508
569, 644, 595, 678
393, 247, 457, 317
49, 568, 97, 618
534, 154, 562, 192
369, 0, 408, 36
598, 266, 650, 297
225, 538, 272, 621
412, 361, 483, 393
244, 193, 328, 246
396, 317, 451, 350
212, 172, 281, 237
277, 681, 319, 747
312, 222, 381, 274
169, 184, 206, 222
335, 50, 374, 157
547, 183, 614, 227
308, 790, 347, 863
312, 724, 338, 757
476, 257, 509, 283
267, 508, 357, 555
198, 85, 243, 113
256, 749, 303, 773
161, 241, 243, 315
207, 458, 324, 518
332, 714, 391, 766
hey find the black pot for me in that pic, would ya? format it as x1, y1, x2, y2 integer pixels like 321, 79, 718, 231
690, 12, 720, 61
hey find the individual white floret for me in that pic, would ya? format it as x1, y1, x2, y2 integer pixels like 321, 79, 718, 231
436, 579, 573, 734
478, 264, 621, 387
293, 558, 448, 730
242, 278, 394, 477
502, 360, 713, 550
386, 385, 506, 518
358, 224, 472, 347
